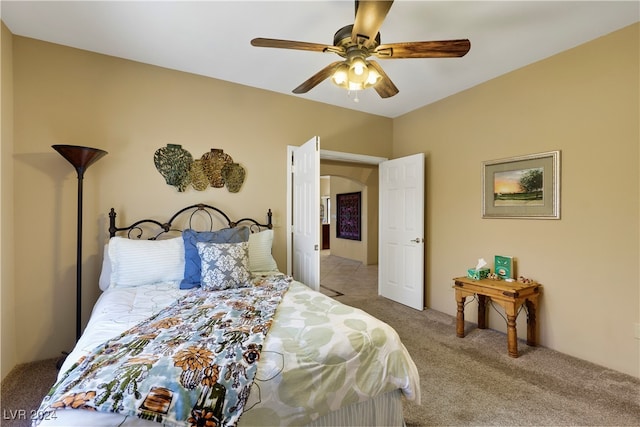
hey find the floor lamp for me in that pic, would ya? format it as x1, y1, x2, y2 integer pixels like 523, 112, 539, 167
53, 144, 107, 343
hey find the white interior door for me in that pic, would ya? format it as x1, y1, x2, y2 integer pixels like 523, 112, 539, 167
379, 153, 425, 310
290, 136, 320, 291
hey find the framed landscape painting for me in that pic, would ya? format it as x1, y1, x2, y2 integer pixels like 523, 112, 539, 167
482, 150, 561, 219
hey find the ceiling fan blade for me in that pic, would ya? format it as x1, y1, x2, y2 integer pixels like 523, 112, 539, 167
251, 38, 338, 53
368, 60, 398, 98
352, 1, 393, 48
292, 61, 343, 94
373, 39, 471, 59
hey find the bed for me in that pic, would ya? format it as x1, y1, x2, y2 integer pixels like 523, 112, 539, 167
34, 204, 420, 427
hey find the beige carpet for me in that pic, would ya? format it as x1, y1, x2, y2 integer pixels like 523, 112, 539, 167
2, 253, 639, 426
1, 357, 59, 427
320, 252, 640, 426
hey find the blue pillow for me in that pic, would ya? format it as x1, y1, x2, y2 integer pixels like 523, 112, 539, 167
180, 227, 250, 289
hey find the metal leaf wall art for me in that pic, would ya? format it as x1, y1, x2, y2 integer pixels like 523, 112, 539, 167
154, 144, 193, 192
153, 145, 245, 193
201, 149, 232, 188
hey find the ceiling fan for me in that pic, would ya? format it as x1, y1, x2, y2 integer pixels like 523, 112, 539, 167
250, 0, 470, 99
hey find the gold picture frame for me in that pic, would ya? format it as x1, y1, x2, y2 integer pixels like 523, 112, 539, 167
482, 150, 561, 219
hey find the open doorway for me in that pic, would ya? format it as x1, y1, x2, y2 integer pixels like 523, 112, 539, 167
319, 173, 376, 299
289, 142, 425, 310
318, 162, 378, 299
319, 174, 369, 265
317, 150, 387, 300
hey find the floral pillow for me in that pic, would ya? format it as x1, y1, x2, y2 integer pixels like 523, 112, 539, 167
197, 241, 251, 291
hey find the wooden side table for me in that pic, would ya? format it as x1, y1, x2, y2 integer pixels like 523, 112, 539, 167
453, 276, 542, 358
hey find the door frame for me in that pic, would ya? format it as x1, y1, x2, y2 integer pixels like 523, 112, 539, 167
286, 145, 387, 275
320, 149, 388, 165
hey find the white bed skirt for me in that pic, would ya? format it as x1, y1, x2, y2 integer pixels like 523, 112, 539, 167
305, 389, 404, 427
36, 389, 404, 427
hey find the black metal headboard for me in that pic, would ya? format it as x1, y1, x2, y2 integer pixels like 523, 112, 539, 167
108, 203, 272, 240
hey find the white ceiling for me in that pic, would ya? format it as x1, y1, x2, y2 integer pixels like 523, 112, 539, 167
2, 1, 638, 118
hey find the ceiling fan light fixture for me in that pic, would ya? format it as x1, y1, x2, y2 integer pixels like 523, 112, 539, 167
332, 56, 381, 93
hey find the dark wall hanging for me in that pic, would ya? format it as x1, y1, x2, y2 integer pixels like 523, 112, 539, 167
153, 146, 245, 193
154, 144, 193, 192
336, 191, 361, 241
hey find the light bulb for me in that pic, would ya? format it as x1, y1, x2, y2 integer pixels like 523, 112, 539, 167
331, 63, 350, 88
348, 57, 369, 85
331, 62, 349, 89
333, 69, 347, 85
366, 68, 381, 86
352, 58, 366, 76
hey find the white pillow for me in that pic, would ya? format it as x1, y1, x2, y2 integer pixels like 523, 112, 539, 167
108, 236, 185, 288
98, 243, 111, 291
248, 230, 278, 272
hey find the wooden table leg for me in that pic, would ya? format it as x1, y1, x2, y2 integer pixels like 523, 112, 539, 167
455, 291, 466, 338
506, 314, 519, 357
506, 303, 519, 358
526, 298, 539, 346
477, 295, 488, 329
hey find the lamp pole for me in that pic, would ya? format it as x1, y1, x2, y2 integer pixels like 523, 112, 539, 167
52, 145, 107, 341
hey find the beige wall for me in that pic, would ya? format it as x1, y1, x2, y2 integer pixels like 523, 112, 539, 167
1, 22, 16, 380
394, 23, 639, 377
7, 36, 393, 371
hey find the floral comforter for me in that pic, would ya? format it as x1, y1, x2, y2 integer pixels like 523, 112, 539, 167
34, 275, 291, 427
34, 274, 420, 427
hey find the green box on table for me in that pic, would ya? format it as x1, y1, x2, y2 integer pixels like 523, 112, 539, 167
467, 268, 490, 280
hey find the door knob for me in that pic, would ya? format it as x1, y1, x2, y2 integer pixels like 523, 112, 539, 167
410, 238, 423, 243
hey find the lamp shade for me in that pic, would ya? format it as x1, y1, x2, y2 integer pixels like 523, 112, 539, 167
52, 145, 108, 176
